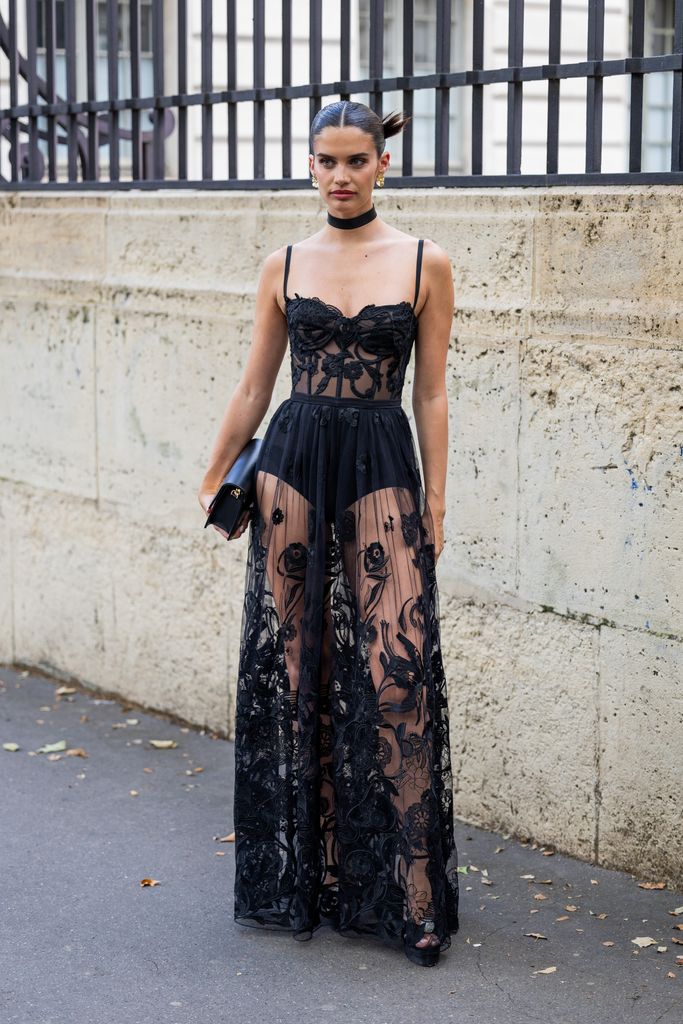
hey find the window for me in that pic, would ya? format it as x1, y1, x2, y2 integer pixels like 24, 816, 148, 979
641, 0, 675, 171
358, 0, 464, 174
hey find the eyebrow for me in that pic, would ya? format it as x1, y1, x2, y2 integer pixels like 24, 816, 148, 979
316, 152, 370, 158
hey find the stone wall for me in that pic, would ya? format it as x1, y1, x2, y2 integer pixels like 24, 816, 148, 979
0, 188, 680, 884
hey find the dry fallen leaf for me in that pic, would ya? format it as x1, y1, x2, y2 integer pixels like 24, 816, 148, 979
666, 971, 676, 979
65, 747, 88, 758
525, 932, 548, 940
541, 850, 555, 857
536, 879, 553, 885
533, 893, 549, 901
674, 925, 683, 931
631, 936, 657, 948
36, 740, 67, 754
555, 915, 570, 922
564, 905, 579, 912
672, 937, 683, 945
657, 946, 668, 953
602, 941, 615, 947
140, 878, 160, 887
2, 742, 20, 752
638, 881, 666, 890
670, 907, 683, 916
532, 966, 557, 975
55, 686, 76, 695
217, 832, 236, 843
46, 753, 62, 761
130, 789, 139, 797
149, 739, 178, 749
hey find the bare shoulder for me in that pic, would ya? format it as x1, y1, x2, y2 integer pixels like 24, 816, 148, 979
260, 242, 290, 279
421, 237, 452, 275
256, 243, 292, 309
416, 238, 454, 314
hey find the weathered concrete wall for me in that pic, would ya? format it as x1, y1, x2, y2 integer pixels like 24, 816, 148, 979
0, 188, 681, 885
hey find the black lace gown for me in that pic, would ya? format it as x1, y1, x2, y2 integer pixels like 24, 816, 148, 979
233, 238, 460, 955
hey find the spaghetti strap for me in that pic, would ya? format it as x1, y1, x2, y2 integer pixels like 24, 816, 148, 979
283, 243, 293, 301
412, 238, 424, 310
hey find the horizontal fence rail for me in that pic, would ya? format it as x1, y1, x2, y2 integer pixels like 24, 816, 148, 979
2, 0, 683, 189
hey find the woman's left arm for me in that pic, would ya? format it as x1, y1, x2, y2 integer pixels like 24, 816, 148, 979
411, 240, 455, 564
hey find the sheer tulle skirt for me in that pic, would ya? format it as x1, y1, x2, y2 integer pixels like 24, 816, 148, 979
233, 393, 460, 953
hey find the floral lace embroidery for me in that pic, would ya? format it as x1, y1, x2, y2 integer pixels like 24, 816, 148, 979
286, 295, 417, 400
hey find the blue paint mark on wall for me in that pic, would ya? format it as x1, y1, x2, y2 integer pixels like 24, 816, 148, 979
625, 464, 653, 493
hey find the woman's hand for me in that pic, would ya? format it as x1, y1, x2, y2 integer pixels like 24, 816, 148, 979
198, 489, 252, 542
422, 499, 445, 565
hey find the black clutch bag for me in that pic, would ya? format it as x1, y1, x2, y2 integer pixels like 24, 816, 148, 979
203, 437, 263, 536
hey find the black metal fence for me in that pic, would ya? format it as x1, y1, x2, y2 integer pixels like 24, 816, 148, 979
1, 0, 683, 190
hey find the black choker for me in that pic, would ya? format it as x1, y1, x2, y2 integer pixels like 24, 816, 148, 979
327, 204, 377, 230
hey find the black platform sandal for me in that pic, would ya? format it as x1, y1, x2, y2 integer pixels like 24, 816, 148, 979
403, 919, 440, 967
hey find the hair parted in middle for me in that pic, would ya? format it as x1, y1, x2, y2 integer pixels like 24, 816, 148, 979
309, 100, 412, 157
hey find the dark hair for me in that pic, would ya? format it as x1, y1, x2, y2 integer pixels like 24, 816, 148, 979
309, 100, 411, 157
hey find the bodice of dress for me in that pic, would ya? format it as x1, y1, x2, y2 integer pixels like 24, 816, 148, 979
282, 239, 424, 402
285, 296, 417, 401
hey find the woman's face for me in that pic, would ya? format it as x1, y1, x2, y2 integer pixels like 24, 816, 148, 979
309, 125, 390, 211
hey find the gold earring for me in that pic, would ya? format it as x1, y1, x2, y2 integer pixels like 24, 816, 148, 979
375, 170, 385, 188
311, 173, 319, 188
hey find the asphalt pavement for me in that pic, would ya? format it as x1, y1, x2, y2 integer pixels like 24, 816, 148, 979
1, 664, 681, 1024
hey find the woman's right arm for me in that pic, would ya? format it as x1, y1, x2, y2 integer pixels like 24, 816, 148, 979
198, 246, 289, 518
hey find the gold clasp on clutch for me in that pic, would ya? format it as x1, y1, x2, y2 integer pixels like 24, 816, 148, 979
230, 487, 243, 498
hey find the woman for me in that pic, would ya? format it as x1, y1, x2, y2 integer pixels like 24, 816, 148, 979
198, 100, 460, 967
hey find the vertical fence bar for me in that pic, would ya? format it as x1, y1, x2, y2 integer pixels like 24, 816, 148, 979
201, 0, 212, 179
130, 0, 142, 180
177, 0, 187, 180
227, 0, 237, 178
107, 0, 120, 180
8, 0, 20, 181
281, 0, 292, 179
628, 0, 644, 173
402, 0, 414, 177
585, 0, 604, 173
672, 0, 683, 171
152, 0, 164, 179
435, 0, 451, 175
253, 0, 265, 178
340, 0, 351, 101
471, 0, 484, 175
546, 0, 561, 174
506, 0, 524, 175
368, 0, 384, 117
64, 0, 77, 180
84, 0, 98, 181
44, 0, 57, 180
309, 0, 322, 127
25, 0, 39, 180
